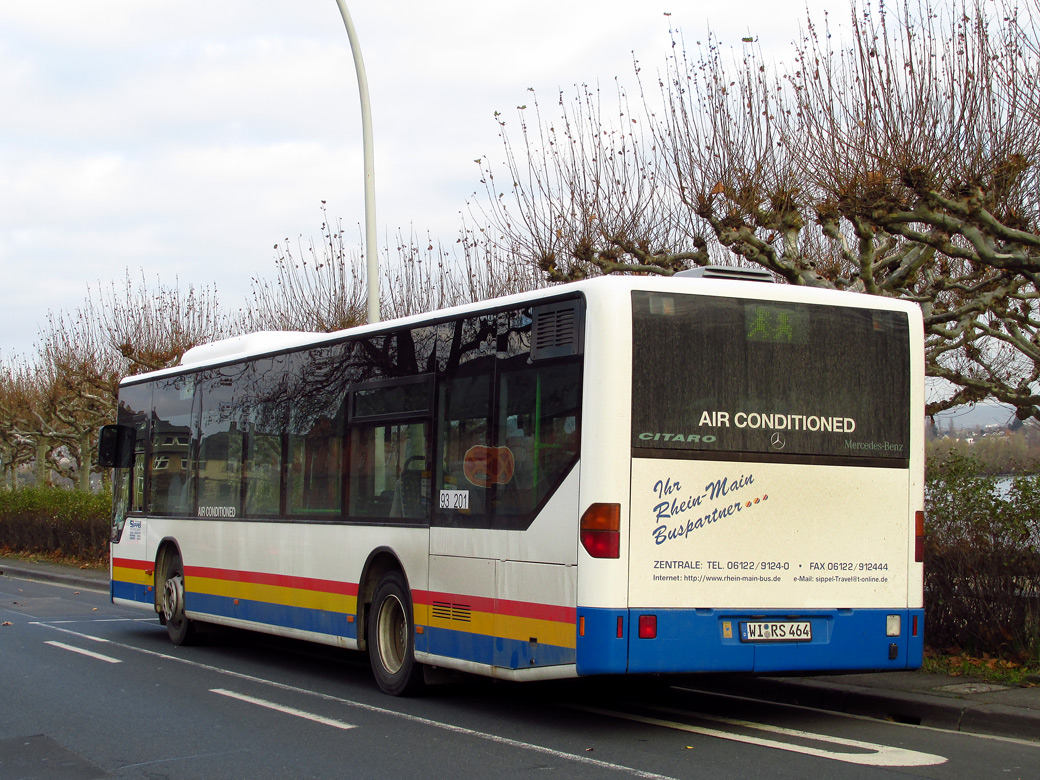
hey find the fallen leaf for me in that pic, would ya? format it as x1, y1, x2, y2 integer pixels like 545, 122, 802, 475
2, 622, 12, 626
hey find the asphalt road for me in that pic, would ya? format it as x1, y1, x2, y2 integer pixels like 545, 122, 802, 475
3, 574, 1039, 780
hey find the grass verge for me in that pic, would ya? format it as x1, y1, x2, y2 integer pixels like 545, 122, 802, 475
923, 648, 1040, 687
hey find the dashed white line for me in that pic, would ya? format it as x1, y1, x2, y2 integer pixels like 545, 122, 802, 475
45, 640, 121, 664
212, 688, 356, 730
37, 624, 678, 780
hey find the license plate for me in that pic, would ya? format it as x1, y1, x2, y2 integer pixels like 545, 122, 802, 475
740, 621, 812, 642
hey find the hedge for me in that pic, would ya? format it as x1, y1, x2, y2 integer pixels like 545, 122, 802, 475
0, 486, 111, 562
925, 453, 1040, 659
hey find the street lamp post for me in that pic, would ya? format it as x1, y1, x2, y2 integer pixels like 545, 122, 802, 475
333, 1, 379, 324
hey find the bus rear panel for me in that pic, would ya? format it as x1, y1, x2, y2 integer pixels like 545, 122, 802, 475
576, 286, 924, 676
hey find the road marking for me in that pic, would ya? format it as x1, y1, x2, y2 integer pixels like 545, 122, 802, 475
45, 640, 121, 664
571, 704, 947, 767
671, 684, 1040, 749
212, 688, 356, 730
37, 624, 677, 780
37, 618, 153, 626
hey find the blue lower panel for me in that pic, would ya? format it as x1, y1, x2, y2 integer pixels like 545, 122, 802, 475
187, 592, 358, 641
426, 627, 575, 669
576, 607, 925, 675
112, 579, 152, 606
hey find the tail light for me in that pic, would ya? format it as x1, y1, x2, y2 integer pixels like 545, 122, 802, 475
580, 503, 620, 559
915, 510, 925, 562
638, 614, 657, 639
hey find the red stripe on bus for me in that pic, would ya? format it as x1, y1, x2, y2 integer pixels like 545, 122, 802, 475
184, 565, 359, 596
112, 558, 152, 571
414, 590, 575, 624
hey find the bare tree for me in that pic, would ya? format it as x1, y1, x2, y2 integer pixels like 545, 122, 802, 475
90, 270, 237, 375
245, 204, 367, 333
474, 0, 1040, 420
33, 308, 124, 490
0, 357, 39, 488
381, 226, 544, 320
247, 203, 542, 331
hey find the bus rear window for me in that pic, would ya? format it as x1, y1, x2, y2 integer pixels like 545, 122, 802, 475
631, 291, 911, 464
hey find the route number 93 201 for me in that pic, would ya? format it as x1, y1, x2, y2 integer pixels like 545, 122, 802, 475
438, 490, 470, 510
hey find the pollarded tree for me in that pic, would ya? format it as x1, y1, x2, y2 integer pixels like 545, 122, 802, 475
473, 0, 1040, 420
90, 270, 238, 376
245, 204, 367, 333
33, 308, 124, 490
0, 357, 39, 488
245, 203, 542, 331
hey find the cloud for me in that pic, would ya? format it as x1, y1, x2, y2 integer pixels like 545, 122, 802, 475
0, 0, 834, 358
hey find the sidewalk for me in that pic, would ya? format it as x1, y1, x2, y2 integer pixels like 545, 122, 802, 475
687, 670, 1040, 742
0, 555, 109, 591
2, 556, 1037, 741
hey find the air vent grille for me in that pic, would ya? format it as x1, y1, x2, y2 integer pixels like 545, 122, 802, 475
431, 601, 472, 623
675, 265, 775, 283
531, 300, 584, 360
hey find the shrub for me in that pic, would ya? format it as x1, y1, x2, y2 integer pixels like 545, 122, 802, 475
0, 486, 111, 562
925, 453, 1040, 659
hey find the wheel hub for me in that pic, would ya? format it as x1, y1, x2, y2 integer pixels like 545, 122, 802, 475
163, 574, 185, 622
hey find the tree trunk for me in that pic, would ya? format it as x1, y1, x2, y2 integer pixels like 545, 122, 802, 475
35, 439, 50, 486
78, 431, 92, 492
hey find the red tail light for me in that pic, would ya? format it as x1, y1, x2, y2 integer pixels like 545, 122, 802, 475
638, 614, 657, 639
915, 510, 925, 563
580, 503, 621, 559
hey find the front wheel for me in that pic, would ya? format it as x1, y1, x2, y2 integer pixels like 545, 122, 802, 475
368, 571, 424, 696
161, 553, 196, 646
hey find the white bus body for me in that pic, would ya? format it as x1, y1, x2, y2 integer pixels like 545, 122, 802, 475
103, 274, 924, 694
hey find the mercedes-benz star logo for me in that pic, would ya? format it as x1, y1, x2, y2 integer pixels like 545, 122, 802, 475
770, 432, 786, 450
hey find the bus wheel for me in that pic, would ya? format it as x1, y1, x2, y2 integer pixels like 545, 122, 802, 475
162, 553, 196, 646
368, 571, 423, 696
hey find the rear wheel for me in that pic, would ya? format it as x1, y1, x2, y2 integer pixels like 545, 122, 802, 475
162, 553, 196, 646
368, 571, 424, 696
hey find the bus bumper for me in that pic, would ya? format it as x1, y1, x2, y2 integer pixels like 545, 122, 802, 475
575, 607, 925, 675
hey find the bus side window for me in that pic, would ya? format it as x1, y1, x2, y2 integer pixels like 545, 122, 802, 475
495, 360, 581, 519
288, 414, 342, 516
151, 375, 196, 516
349, 422, 429, 519
117, 382, 152, 515
198, 405, 243, 516
436, 372, 491, 523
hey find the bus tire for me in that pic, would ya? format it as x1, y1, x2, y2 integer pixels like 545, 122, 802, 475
368, 571, 424, 696
162, 553, 196, 646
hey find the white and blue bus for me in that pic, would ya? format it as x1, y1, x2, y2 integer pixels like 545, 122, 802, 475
100, 269, 925, 695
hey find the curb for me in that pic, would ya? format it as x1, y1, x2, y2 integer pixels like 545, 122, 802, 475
0, 564, 109, 593
691, 675, 1040, 742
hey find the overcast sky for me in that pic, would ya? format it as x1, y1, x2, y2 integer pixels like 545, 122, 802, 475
0, 0, 851, 360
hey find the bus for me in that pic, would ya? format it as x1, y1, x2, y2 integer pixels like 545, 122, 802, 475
98, 269, 925, 695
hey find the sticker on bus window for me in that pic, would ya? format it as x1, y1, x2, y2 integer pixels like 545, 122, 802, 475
439, 490, 470, 510
463, 445, 515, 487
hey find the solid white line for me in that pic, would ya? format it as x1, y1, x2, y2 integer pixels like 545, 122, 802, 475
212, 688, 356, 730
572, 704, 947, 767
37, 624, 676, 780
45, 640, 121, 664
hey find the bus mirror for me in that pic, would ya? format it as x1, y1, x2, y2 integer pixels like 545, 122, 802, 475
98, 424, 135, 469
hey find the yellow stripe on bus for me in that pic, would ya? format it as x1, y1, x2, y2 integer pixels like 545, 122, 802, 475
188, 576, 358, 614
424, 608, 576, 649
112, 566, 152, 587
